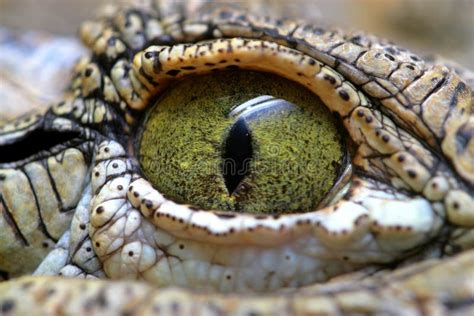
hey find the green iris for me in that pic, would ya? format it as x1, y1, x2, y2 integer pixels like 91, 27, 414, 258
138, 70, 344, 214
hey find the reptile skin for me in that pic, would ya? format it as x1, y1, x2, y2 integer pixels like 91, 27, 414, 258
1, 0, 473, 315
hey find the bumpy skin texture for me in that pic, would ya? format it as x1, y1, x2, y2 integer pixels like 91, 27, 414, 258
0, 0, 474, 315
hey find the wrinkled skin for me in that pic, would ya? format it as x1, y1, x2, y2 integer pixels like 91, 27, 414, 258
1, 0, 474, 315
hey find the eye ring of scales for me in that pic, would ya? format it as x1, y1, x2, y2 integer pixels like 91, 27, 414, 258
0, 0, 473, 315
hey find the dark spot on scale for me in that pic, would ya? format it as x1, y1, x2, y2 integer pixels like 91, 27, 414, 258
398, 155, 405, 163
385, 47, 398, 55
129, 186, 133, 192
384, 54, 395, 61
323, 74, 336, 84
453, 202, 460, 210
107, 37, 116, 46
406, 65, 415, 70
104, 147, 110, 153
365, 116, 373, 123
181, 66, 196, 70
179, 244, 184, 250
144, 52, 153, 59
226, 275, 232, 280
216, 213, 236, 219
95, 242, 101, 247
112, 163, 118, 168
226, 65, 240, 70
84, 68, 93, 77
204, 62, 215, 66
219, 10, 232, 19
431, 182, 438, 189
356, 110, 364, 117
128, 251, 134, 256
407, 170, 417, 178
79, 223, 86, 230
117, 185, 123, 190
166, 69, 181, 76
218, 49, 224, 53
0, 174, 5, 181
234, 58, 241, 62
382, 135, 390, 142
42, 241, 49, 248
86, 247, 92, 252
145, 200, 153, 209
454, 123, 473, 155
308, 59, 316, 65
133, 191, 139, 198
350, 35, 362, 45
338, 90, 350, 101
219, 59, 227, 63
410, 55, 420, 61
96, 206, 104, 214
1, 299, 15, 313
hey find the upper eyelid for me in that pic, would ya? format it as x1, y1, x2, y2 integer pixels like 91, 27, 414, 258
74, 5, 472, 187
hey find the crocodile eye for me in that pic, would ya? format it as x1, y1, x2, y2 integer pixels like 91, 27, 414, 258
138, 70, 347, 214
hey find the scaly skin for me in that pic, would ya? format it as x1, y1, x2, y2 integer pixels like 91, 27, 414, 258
0, 0, 473, 314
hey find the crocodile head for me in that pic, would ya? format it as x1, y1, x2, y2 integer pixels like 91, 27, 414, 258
0, 0, 473, 314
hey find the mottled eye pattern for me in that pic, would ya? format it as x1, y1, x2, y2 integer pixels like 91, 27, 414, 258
139, 70, 345, 214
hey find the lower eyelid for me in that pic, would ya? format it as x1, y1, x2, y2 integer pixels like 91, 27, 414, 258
88, 139, 444, 291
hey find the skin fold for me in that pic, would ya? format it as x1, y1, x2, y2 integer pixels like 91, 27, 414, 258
0, 0, 473, 315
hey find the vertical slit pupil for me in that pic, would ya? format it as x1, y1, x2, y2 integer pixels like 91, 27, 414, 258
222, 118, 253, 195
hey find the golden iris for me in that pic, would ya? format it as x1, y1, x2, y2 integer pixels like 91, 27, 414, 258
138, 70, 345, 214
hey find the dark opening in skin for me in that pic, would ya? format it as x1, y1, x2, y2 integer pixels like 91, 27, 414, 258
0, 129, 81, 163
